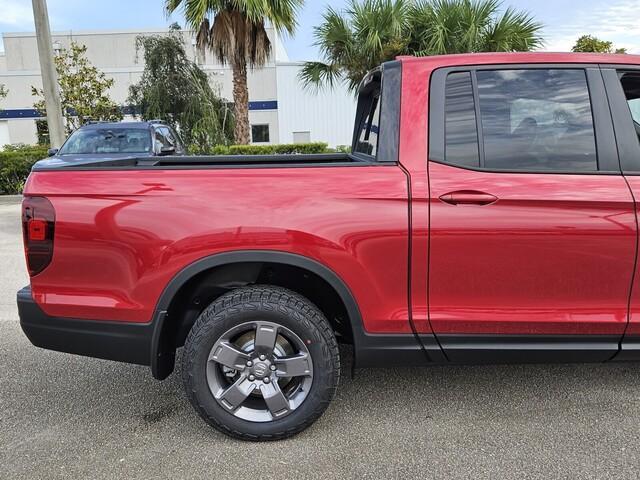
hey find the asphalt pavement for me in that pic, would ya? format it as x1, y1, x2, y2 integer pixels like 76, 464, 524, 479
1, 197, 640, 479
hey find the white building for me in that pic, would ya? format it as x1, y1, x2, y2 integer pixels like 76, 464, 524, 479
0, 27, 356, 148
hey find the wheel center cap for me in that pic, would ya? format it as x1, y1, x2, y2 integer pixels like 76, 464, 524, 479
252, 362, 269, 378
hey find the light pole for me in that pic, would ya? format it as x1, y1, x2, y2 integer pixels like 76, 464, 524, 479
31, 0, 65, 148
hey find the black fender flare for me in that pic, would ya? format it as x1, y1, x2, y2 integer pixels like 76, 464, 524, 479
150, 250, 367, 379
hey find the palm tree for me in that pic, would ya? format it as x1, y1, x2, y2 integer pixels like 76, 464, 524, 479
300, 0, 544, 93
300, 0, 409, 93
408, 0, 543, 55
166, 0, 303, 144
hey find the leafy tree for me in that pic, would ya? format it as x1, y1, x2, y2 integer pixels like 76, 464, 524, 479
301, 0, 544, 93
301, 0, 409, 92
127, 27, 234, 152
572, 35, 627, 54
165, 0, 303, 145
32, 42, 122, 133
408, 0, 543, 55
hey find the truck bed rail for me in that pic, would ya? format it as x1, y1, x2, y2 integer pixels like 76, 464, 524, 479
31, 153, 373, 171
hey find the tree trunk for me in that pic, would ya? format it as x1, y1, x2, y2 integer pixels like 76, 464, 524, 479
231, 59, 251, 145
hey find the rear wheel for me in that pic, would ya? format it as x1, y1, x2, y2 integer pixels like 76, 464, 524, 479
182, 285, 340, 440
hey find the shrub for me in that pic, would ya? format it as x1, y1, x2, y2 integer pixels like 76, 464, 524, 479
0, 144, 49, 194
208, 142, 330, 156
190, 142, 331, 155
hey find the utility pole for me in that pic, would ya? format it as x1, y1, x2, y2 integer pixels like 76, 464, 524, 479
32, 0, 65, 148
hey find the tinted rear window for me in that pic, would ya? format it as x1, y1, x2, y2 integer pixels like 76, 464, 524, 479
442, 68, 598, 172
59, 128, 152, 154
477, 69, 597, 171
445, 72, 480, 167
354, 78, 382, 157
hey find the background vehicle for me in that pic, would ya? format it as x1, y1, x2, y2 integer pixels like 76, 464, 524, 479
46, 120, 185, 164
17, 52, 640, 440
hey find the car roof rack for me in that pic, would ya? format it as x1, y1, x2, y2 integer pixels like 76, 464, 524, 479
148, 119, 167, 124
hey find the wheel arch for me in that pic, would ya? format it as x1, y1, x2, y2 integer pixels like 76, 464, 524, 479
150, 250, 365, 380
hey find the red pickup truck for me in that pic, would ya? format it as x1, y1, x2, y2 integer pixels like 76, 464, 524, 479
18, 52, 640, 440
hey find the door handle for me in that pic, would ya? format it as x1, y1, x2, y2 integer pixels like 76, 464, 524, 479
439, 190, 498, 206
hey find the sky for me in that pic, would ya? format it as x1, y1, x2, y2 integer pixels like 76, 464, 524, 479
1, 0, 639, 59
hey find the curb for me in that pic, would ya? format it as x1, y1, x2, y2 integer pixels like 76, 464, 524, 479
0, 195, 23, 205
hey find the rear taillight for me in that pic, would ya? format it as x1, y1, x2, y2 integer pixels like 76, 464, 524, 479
22, 196, 55, 276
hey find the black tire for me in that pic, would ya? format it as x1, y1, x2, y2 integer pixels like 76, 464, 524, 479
182, 285, 340, 441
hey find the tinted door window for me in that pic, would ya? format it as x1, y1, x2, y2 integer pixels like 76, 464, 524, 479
618, 72, 640, 143
476, 69, 597, 171
445, 71, 479, 167
160, 126, 182, 152
170, 128, 185, 153
160, 127, 175, 145
154, 128, 170, 152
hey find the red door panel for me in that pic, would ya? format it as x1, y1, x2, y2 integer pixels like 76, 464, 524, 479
605, 70, 640, 340
621, 177, 640, 336
427, 161, 636, 335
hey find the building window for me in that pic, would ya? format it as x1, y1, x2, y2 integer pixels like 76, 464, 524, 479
251, 124, 270, 143
35, 120, 50, 146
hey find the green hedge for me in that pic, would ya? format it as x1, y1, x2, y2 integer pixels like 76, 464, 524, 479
207, 142, 331, 155
0, 144, 49, 195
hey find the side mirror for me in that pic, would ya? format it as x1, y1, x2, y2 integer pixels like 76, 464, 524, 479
47, 148, 59, 157
159, 146, 176, 156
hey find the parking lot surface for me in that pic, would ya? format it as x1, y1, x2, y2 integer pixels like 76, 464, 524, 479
1, 198, 640, 479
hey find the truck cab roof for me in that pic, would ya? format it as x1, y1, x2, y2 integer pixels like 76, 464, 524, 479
397, 51, 640, 67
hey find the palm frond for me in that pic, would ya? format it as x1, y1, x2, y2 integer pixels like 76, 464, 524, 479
305, 0, 410, 93
482, 7, 544, 52
241, 0, 304, 34
313, 6, 355, 62
409, 0, 543, 55
298, 61, 343, 92
165, 0, 299, 67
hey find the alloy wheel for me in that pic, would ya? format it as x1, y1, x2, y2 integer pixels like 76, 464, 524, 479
206, 321, 314, 422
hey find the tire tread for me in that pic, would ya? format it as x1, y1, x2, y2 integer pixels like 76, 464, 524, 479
182, 285, 340, 441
